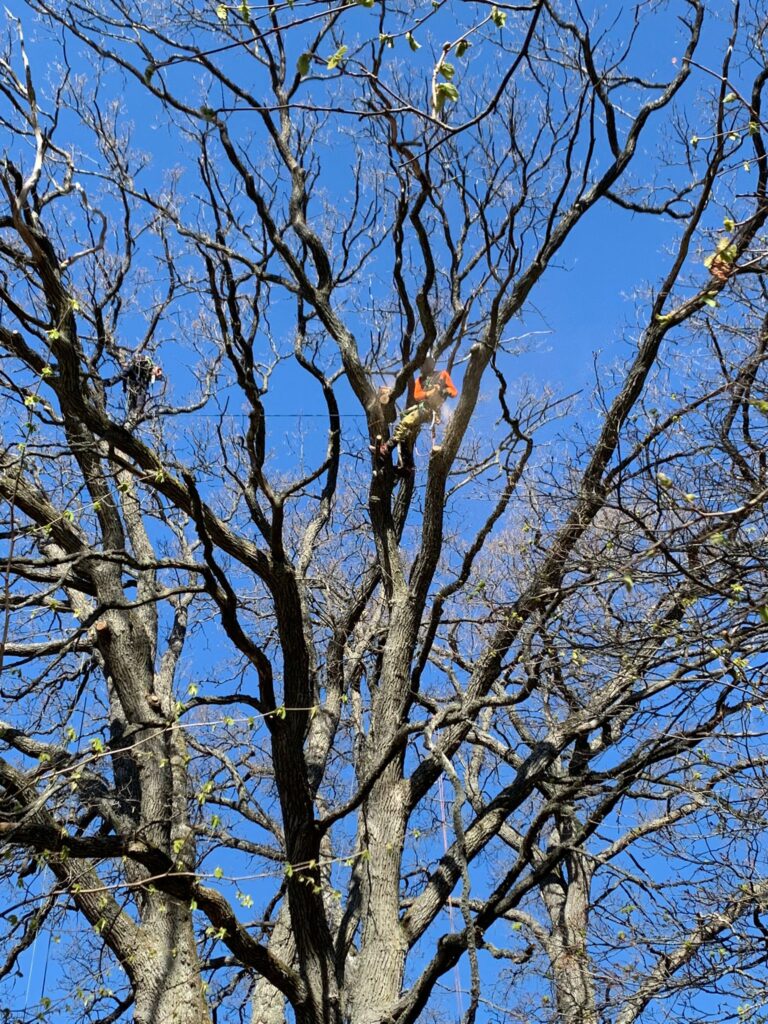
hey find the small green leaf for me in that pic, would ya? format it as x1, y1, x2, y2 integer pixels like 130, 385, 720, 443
355, 0, 375, 6
41, 365, 53, 377
708, 239, 737, 265
759, 606, 768, 624
197, 781, 214, 805
434, 81, 459, 109
743, 160, 751, 172
327, 45, 348, 70
455, 39, 470, 58
723, 91, 738, 104
690, 135, 699, 148
723, 217, 736, 231
143, 64, 156, 85
748, 121, 759, 135
213, 866, 224, 879
379, 33, 394, 47
297, 52, 311, 77
490, 6, 507, 28
47, 328, 61, 341
656, 471, 673, 488
239, 1, 250, 20
438, 61, 455, 81
703, 296, 718, 308
215, 4, 228, 20
405, 31, 420, 51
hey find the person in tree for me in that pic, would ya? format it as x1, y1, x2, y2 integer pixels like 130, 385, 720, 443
373, 354, 458, 465
123, 354, 163, 416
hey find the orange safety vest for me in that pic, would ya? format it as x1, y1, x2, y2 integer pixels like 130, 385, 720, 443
413, 370, 458, 403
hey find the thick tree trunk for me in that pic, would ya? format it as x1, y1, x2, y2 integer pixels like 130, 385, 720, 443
97, 598, 211, 1023
347, 601, 415, 1023
250, 904, 296, 1024
133, 896, 211, 1024
542, 850, 597, 1024
347, 764, 408, 1024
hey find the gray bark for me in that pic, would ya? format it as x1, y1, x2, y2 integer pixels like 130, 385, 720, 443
541, 849, 597, 1024
133, 897, 210, 1024
250, 904, 296, 1024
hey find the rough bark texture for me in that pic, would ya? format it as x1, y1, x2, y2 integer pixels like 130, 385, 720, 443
133, 898, 210, 1024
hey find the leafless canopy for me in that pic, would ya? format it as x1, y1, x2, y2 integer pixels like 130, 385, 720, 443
2, 2, 768, 1023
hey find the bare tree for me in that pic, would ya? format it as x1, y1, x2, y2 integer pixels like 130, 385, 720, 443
2, 2, 768, 1024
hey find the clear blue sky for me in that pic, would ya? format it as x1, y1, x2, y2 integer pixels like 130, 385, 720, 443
2, 0, 756, 1020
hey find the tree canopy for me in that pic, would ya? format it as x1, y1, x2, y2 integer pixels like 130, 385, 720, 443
2, 2, 768, 1024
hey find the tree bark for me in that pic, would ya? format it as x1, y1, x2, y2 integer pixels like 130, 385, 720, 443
133, 897, 211, 1024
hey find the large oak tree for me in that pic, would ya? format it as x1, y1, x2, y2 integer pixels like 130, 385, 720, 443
2, 2, 768, 1023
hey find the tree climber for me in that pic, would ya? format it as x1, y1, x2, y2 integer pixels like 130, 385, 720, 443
123, 354, 163, 417
372, 355, 458, 466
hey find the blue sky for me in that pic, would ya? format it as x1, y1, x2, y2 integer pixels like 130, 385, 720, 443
2, 0, 764, 1021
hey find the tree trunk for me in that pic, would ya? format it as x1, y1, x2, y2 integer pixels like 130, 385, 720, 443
347, 762, 408, 1024
250, 903, 296, 1024
542, 850, 597, 1024
133, 896, 211, 1024
347, 599, 415, 1023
